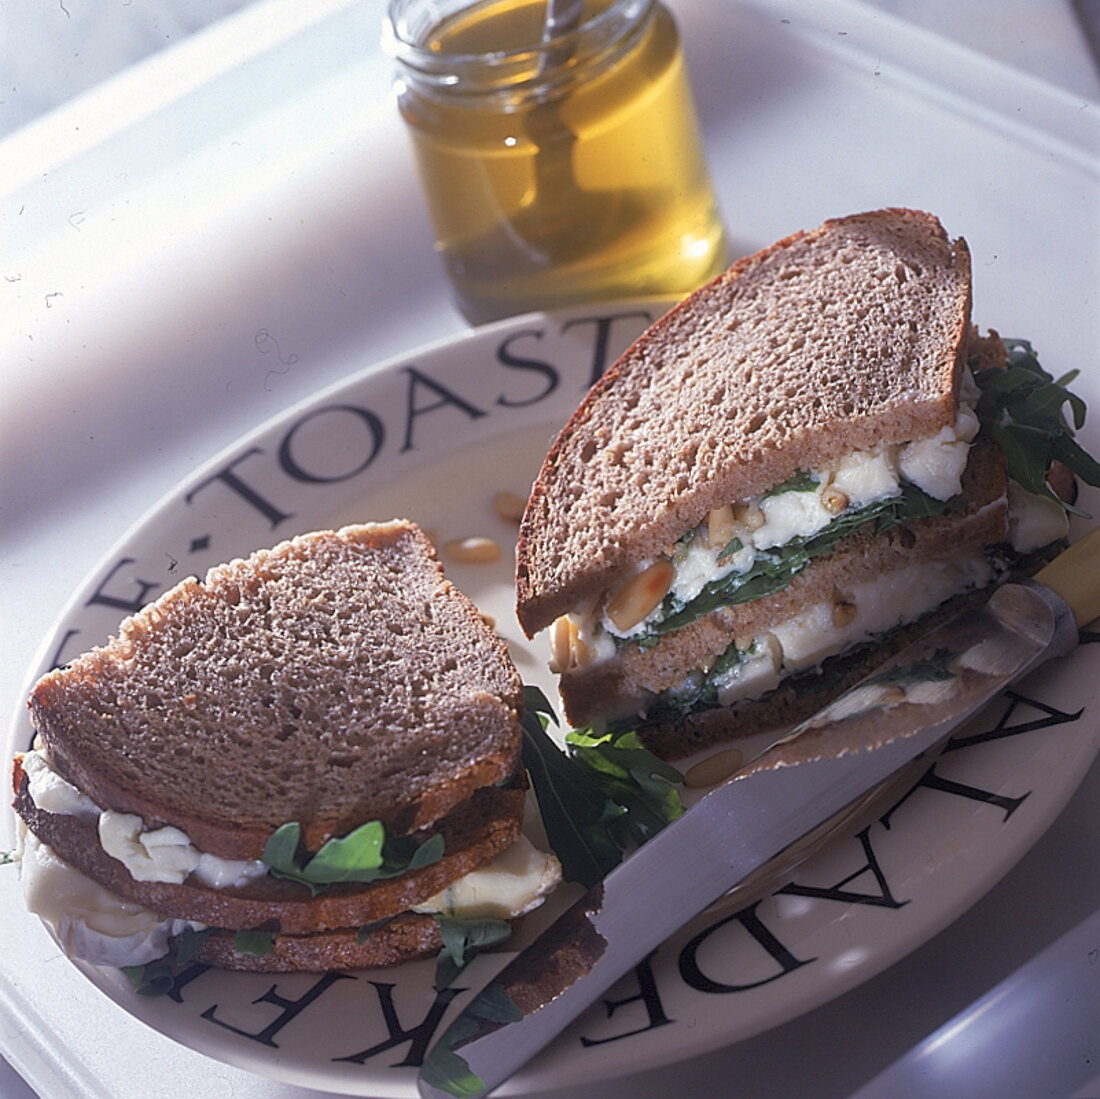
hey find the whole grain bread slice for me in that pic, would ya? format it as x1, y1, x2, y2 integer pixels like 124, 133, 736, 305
516, 209, 973, 636
193, 914, 446, 973
28, 522, 523, 861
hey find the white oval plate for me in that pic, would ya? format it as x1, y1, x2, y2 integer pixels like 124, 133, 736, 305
9, 302, 1100, 1097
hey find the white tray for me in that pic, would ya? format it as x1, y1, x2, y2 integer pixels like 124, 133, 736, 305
1, 0, 1098, 1096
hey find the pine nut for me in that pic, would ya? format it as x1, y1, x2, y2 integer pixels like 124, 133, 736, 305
683, 747, 744, 788
707, 505, 737, 548
549, 616, 574, 673
832, 599, 858, 628
822, 487, 849, 515
493, 491, 527, 524
761, 632, 783, 670
605, 560, 674, 632
443, 536, 501, 564
733, 502, 765, 531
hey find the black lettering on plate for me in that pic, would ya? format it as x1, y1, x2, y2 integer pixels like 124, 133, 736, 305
47, 628, 81, 670
562, 310, 655, 389
905, 764, 1030, 822
164, 963, 212, 1003
86, 557, 160, 613
401, 366, 487, 452
278, 404, 385, 484
944, 690, 1084, 753
201, 972, 353, 1047
494, 327, 559, 408
185, 446, 294, 529
334, 981, 464, 1068
880, 690, 1086, 828
775, 824, 908, 910
679, 902, 816, 994
579, 951, 674, 1047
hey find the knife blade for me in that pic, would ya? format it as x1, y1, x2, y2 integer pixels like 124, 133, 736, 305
418, 528, 1100, 1099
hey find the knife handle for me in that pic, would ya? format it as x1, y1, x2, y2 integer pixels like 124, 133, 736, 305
1034, 524, 1100, 628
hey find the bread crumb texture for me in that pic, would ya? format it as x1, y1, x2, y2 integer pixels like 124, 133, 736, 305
29, 521, 523, 859
516, 209, 972, 634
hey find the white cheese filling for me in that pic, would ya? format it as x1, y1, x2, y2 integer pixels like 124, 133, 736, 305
699, 549, 996, 711
595, 400, 981, 645
1006, 481, 1069, 553
15, 825, 206, 968
411, 834, 562, 921
22, 748, 268, 889
17, 749, 563, 967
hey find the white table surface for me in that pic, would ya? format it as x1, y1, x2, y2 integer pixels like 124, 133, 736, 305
1, 1, 1099, 1096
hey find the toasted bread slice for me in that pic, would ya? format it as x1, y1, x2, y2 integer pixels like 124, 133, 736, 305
516, 209, 972, 637
193, 915, 446, 973
28, 522, 523, 862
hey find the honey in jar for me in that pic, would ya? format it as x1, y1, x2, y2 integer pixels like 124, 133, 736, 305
386, 0, 729, 323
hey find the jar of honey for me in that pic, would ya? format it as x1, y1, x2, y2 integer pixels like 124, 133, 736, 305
386, 0, 729, 324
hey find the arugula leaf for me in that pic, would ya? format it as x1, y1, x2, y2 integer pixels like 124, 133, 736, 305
121, 958, 179, 998
420, 982, 522, 1097
763, 470, 820, 497
974, 338, 1100, 515
304, 821, 386, 883
520, 686, 623, 889
233, 929, 275, 957
623, 641, 751, 727
717, 535, 744, 561
434, 917, 512, 990
521, 686, 686, 887
121, 927, 214, 996
174, 924, 214, 966
263, 822, 307, 881
356, 916, 393, 943
565, 728, 683, 848
262, 820, 444, 896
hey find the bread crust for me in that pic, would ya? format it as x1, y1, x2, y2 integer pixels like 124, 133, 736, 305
12, 758, 526, 935
27, 522, 524, 861
193, 915, 445, 973
516, 209, 973, 636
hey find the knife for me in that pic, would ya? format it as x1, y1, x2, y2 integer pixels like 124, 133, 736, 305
418, 527, 1100, 1099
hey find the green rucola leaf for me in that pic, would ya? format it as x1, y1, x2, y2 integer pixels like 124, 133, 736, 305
520, 686, 624, 888
233, 929, 275, 957
299, 820, 385, 884
419, 981, 525, 1096
974, 336, 1100, 517
262, 821, 302, 874
566, 727, 684, 847
434, 917, 512, 990
174, 925, 215, 966
262, 818, 443, 894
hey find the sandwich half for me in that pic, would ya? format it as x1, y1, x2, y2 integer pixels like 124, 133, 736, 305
516, 209, 1077, 759
12, 521, 560, 974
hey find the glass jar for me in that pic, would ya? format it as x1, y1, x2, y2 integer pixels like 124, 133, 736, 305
385, 0, 729, 324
